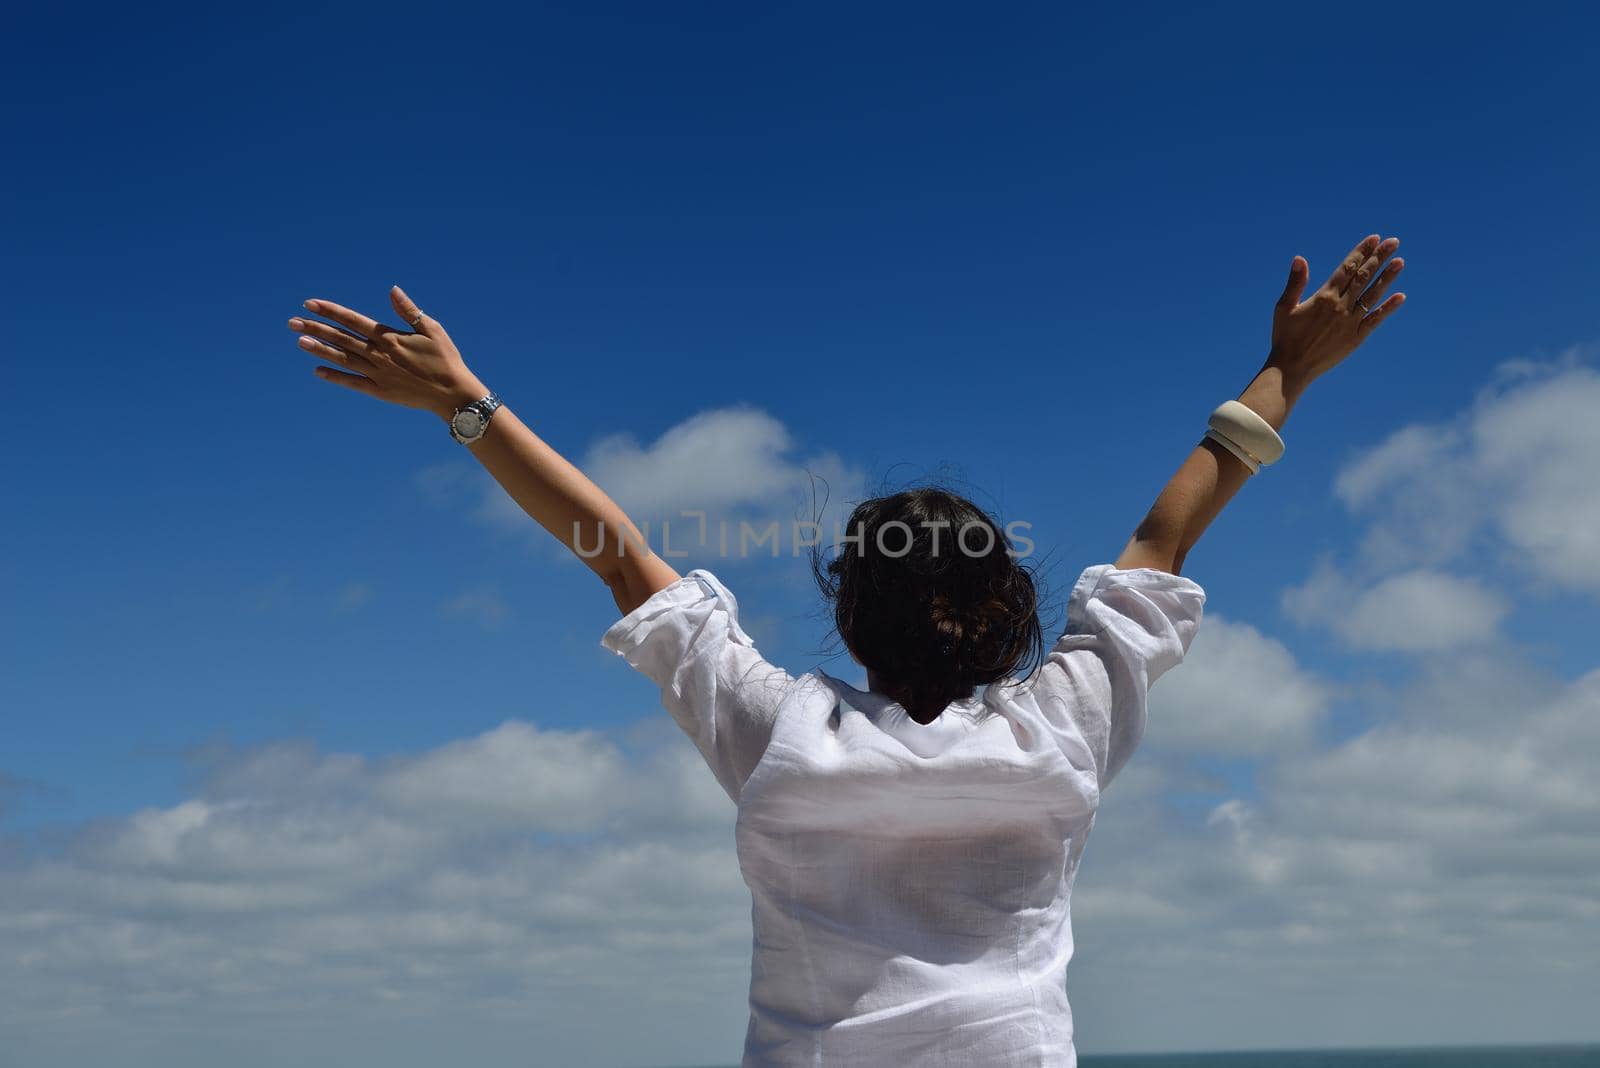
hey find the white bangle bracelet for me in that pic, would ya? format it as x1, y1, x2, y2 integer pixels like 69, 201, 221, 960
1207, 399, 1285, 470
1204, 427, 1262, 474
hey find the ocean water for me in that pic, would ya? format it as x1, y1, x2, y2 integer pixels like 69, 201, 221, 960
669, 1047, 1600, 1067
1078, 1046, 1600, 1067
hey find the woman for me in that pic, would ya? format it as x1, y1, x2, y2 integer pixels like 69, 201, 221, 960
286, 233, 1405, 1066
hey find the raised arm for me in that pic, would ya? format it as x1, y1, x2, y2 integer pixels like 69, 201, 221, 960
1114, 233, 1407, 576
287, 286, 680, 615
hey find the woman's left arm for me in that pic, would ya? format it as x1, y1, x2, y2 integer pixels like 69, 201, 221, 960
1113, 233, 1406, 577
288, 286, 680, 615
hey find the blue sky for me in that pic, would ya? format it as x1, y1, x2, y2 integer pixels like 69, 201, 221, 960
3, 4, 1598, 1065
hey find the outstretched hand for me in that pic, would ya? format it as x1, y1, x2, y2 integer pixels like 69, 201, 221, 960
288, 286, 488, 419
1267, 234, 1406, 390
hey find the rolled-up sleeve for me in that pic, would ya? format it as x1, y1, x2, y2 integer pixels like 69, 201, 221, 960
601, 569, 795, 804
1028, 564, 1206, 788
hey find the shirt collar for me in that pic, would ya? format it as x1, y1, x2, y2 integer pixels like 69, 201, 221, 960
814, 669, 986, 726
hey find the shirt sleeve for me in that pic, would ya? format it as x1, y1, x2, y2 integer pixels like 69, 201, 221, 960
1027, 564, 1206, 789
600, 569, 796, 804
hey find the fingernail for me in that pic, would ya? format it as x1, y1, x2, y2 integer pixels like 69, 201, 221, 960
303, 300, 316, 310
298, 337, 314, 349
288, 318, 303, 329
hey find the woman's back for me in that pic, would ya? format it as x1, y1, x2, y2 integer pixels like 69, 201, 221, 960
603, 562, 1206, 1066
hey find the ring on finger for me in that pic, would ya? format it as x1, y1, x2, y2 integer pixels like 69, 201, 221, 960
1357, 298, 1373, 313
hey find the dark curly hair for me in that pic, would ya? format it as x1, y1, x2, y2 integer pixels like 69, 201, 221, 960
811, 486, 1044, 725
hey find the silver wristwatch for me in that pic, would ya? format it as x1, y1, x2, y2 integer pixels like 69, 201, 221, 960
448, 391, 502, 446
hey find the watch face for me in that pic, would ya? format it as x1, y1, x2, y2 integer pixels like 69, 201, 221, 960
454, 411, 484, 437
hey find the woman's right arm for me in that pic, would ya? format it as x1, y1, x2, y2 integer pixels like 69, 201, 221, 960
1114, 233, 1407, 576
290, 287, 681, 616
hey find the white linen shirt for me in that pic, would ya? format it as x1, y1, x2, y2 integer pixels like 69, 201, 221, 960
601, 563, 1206, 1067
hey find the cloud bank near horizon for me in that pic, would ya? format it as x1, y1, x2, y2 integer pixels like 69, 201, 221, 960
4, 357, 1598, 1066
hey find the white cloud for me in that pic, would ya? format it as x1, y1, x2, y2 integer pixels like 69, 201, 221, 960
581, 407, 866, 561
1333, 421, 1463, 511
1071, 652, 1600, 1050
438, 588, 510, 628
6, 639, 1597, 1063
1282, 355, 1600, 653
373, 721, 629, 829
1329, 354, 1600, 593
413, 461, 477, 508
1145, 613, 1332, 754
423, 406, 866, 566
1282, 560, 1511, 652
584, 407, 851, 522
0, 721, 753, 1068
